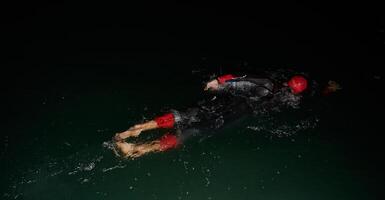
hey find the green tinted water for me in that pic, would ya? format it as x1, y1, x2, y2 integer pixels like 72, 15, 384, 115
1, 66, 381, 200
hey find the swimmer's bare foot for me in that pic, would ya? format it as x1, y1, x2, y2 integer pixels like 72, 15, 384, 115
113, 134, 124, 142
115, 121, 159, 141
114, 128, 142, 141
114, 141, 135, 157
114, 141, 161, 159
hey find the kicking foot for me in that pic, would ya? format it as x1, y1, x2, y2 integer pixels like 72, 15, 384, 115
113, 134, 124, 142
114, 128, 142, 141
114, 141, 135, 157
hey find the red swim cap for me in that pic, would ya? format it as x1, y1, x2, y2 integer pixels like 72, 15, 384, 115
287, 75, 308, 94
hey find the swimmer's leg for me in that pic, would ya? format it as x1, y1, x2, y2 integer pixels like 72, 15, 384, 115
113, 141, 136, 157
114, 113, 176, 141
114, 133, 179, 158
114, 120, 158, 141
114, 140, 160, 158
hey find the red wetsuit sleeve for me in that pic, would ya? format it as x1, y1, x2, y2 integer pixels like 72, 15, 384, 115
154, 113, 175, 128
217, 74, 236, 84
159, 134, 178, 151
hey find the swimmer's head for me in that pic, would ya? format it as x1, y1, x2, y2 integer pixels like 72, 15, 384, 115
287, 75, 308, 94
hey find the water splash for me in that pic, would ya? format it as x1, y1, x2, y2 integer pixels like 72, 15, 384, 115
247, 116, 319, 137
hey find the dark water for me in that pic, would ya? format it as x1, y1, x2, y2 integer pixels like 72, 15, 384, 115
1, 2, 384, 200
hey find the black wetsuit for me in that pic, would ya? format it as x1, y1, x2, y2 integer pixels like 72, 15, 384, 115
169, 74, 301, 143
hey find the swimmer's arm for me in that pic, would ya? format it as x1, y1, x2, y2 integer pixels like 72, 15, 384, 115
205, 74, 269, 91
204, 74, 238, 91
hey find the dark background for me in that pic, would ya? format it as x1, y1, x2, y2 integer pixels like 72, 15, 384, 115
1, 2, 384, 99
1, 1, 384, 199
2, 2, 384, 70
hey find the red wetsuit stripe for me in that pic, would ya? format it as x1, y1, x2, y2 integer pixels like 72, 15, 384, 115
154, 113, 175, 128
159, 134, 178, 151
217, 74, 235, 84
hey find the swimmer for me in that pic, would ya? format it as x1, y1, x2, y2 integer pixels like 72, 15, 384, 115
113, 73, 308, 158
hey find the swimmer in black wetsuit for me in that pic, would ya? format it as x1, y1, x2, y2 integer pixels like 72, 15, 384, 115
113, 73, 308, 158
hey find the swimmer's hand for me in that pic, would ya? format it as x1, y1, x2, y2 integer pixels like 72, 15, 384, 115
113, 133, 124, 142
204, 79, 219, 91
322, 80, 342, 96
